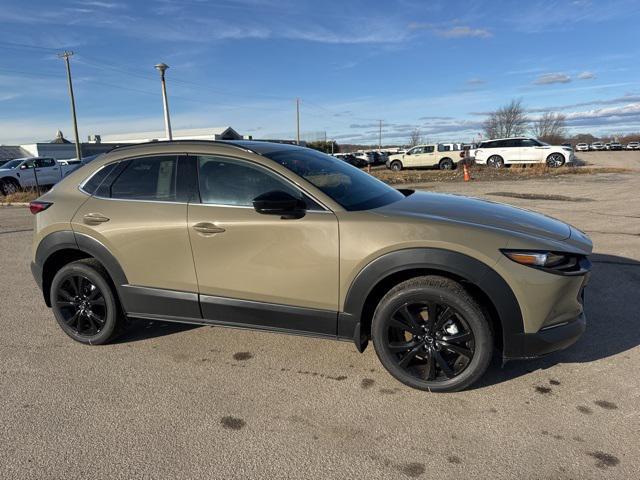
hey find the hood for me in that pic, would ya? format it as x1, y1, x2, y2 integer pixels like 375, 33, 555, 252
375, 191, 571, 241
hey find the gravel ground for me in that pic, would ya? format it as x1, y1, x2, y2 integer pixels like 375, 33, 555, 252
0, 154, 638, 479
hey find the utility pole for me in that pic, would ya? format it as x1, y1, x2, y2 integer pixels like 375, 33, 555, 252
378, 120, 382, 150
296, 98, 300, 145
58, 51, 82, 161
155, 63, 173, 140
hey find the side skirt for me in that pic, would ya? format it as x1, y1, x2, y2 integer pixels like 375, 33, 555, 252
121, 284, 342, 341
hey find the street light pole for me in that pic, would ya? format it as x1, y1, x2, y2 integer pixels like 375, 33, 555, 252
296, 98, 300, 145
155, 63, 173, 141
378, 119, 382, 150
58, 51, 82, 161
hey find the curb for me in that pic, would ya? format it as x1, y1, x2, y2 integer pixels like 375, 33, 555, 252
0, 202, 30, 207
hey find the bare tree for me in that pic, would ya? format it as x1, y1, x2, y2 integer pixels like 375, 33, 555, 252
408, 128, 423, 147
483, 99, 529, 139
531, 112, 567, 144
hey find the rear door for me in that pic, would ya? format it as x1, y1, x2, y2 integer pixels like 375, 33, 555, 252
72, 155, 200, 317
187, 154, 339, 335
34, 158, 61, 184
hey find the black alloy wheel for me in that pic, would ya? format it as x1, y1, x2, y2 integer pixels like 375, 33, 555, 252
372, 276, 493, 392
386, 302, 474, 381
54, 274, 107, 337
50, 260, 124, 345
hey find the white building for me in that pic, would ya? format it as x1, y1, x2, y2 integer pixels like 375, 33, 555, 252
96, 126, 244, 144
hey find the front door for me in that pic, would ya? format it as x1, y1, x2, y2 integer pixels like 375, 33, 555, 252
187, 154, 340, 336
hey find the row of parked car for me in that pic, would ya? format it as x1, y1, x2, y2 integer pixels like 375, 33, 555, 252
574, 141, 639, 151
0, 155, 101, 196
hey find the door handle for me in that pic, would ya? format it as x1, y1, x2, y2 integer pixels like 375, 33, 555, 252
83, 213, 110, 225
193, 222, 225, 235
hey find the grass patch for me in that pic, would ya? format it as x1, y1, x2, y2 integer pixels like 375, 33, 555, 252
370, 165, 630, 185
0, 188, 42, 205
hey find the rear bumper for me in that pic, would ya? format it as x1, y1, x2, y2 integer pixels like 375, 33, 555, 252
503, 312, 586, 360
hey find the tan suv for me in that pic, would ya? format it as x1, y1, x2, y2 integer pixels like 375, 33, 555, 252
30, 141, 592, 392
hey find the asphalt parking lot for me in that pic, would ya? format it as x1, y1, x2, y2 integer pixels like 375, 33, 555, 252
1, 160, 639, 479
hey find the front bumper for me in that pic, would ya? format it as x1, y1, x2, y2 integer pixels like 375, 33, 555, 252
503, 312, 586, 360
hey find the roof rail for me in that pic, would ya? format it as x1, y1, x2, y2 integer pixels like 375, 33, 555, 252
106, 139, 260, 155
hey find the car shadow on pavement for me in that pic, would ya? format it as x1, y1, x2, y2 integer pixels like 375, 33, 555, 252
476, 253, 640, 388
116, 318, 202, 343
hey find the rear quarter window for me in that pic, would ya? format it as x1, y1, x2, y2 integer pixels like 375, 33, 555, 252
81, 163, 118, 195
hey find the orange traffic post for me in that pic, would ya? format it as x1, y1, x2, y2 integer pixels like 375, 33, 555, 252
463, 163, 471, 182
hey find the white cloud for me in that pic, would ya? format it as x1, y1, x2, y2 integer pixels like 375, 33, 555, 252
435, 26, 493, 38
577, 71, 596, 80
534, 73, 572, 85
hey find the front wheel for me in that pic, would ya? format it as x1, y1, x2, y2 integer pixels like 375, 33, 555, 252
546, 153, 565, 168
372, 276, 493, 392
390, 161, 402, 172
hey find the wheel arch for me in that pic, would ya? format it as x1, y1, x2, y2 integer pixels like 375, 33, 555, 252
36, 231, 128, 308
340, 248, 522, 355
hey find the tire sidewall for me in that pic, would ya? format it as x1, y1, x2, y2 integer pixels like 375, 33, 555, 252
439, 158, 453, 170
50, 262, 118, 345
547, 153, 565, 168
391, 161, 402, 171
372, 285, 493, 392
487, 155, 504, 168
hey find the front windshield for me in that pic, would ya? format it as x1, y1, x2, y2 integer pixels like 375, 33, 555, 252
1, 159, 23, 169
264, 148, 405, 211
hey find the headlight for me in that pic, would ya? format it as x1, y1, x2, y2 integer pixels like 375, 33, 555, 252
501, 250, 588, 275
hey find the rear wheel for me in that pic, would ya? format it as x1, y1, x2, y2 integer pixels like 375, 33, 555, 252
439, 158, 454, 170
1, 178, 20, 196
372, 276, 493, 392
390, 161, 403, 172
487, 155, 504, 168
546, 153, 565, 168
50, 260, 124, 345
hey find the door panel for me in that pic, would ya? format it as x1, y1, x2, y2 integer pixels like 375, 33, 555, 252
188, 204, 339, 311
71, 155, 198, 294
188, 154, 339, 314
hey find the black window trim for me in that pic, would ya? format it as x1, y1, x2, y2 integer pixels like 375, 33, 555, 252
188, 152, 333, 213
79, 153, 189, 205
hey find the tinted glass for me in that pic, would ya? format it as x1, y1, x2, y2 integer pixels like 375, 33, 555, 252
197, 155, 310, 207
35, 158, 56, 167
520, 139, 538, 147
110, 156, 177, 201
438, 144, 451, 152
264, 148, 405, 211
82, 163, 118, 194
425, 146, 435, 153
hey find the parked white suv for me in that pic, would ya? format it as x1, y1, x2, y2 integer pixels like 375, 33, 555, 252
474, 137, 573, 168
590, 142, 605, 151
626, 142, 639, 150
575, 143, 589, 152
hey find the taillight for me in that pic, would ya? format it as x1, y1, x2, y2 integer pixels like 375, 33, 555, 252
29, 201, 52, 215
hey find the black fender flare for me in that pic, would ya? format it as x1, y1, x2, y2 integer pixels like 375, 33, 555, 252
339, 248, 523, 353
35, 231, 129, 305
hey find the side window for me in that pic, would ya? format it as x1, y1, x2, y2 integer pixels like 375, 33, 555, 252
82, 163, 118, 195
197, 156, 321, 209
520, 139, 537, 147
35, 158, 56, 168
437, 144, 450, 152
109, 156, 178, 201
410, 147, 423, 155
424, 146, 435, 153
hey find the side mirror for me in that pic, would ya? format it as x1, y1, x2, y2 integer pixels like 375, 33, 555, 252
19, 164, 29, 170
253, 190, 306, 219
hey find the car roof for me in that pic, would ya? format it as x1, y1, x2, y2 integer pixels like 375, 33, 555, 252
108, 139, 307, 157
482, 137, 529, 142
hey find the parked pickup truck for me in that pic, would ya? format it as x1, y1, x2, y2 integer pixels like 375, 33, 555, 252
0, 157, 82, 196
386, 144, 459, 171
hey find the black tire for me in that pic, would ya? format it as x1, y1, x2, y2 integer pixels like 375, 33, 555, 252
372, 276, 493, 392
50, 259, 125, 345
390, 161, 403, 172
546, 153, 565, 168
487, 155, 504, 168
1, 178, 20, 196
439, 158, 454, 170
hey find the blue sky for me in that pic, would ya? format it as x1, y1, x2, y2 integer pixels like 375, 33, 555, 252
1, 0, 640, 145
